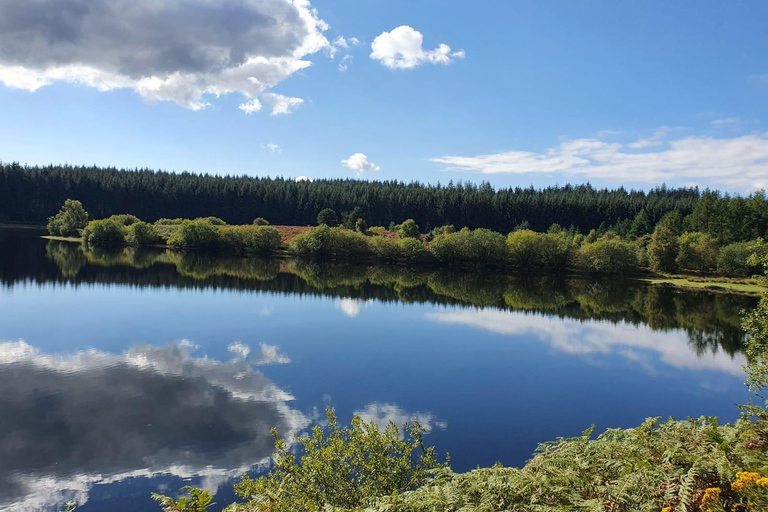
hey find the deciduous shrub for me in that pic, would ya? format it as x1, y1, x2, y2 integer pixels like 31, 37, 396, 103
430, 228, 508, 265
676, 231, 719, 272
125, 221, 160, 245
396, 219, 421, 239
155, 218, 185, 225
289, 225, 371, 258
82, 218, 127, 245
717, 241, 765, 277
253, 217, 270, 226
167, 219, 222, 250
46, 199, 89, 237
220, 225, 282, 254
577, 234, 638, 274
369, 236, 426, 261
507, 230, 571, 270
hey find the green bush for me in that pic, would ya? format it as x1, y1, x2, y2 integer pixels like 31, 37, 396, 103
197, 216, 226, 226
82, 218, 127, 245
577, 235, 638, 274
125, 221, 160, 245
676, 231, 719, 272
220, 225, 282, 254
253, 217, 270, 226
507, 229, 571, 270
427, 224, 455, 241
230, 409, 445, 512
155, 218, 185, 225
369, 236, 426, 261
46, 199, 89, 237
167, 219, 222, 250
289, 225, 372, 258
430, 228, 508, 265
717, 241, 764, 277
396, 219, 420, 239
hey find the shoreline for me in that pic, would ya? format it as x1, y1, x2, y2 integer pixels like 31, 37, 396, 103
39, 233, 765, 296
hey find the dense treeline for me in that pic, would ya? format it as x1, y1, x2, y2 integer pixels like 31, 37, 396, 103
0, 162, 714, 233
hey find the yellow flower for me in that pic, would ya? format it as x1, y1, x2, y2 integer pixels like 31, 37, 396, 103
701, 487, 722, 511
757, 477, 768, 487
661, 507, 672, 512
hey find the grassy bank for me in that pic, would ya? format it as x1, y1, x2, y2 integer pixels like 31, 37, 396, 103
642, 276, 765, 295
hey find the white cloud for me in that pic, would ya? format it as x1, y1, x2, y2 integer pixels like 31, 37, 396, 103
431, 131, 768, 190
238, 98, 263, 114
250, 342, 291, 365
338, 54, 354, 72
354, 402, 447, 437
341, 153, 381, 174
228, 342, 251, 359
712, 117, 741, 127
0, 0, 334, 111
370, 26, 464, 70
426, 309, 746, 376
262, 92, 304, 115
295, 175, 313, 182
265, 143, 282, 153
335, 298, 373, 317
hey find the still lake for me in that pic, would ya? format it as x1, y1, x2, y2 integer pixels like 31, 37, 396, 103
0, 228, 756, 511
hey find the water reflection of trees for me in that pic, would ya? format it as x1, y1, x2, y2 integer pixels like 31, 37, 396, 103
0, 240, 755, 357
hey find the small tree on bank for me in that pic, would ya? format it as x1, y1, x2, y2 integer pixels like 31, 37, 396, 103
317, 208, 338, 226
47, 199, 89, 237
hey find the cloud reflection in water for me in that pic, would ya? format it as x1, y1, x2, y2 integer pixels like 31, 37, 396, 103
0, 340, 306, 511
426, 308, 746, 376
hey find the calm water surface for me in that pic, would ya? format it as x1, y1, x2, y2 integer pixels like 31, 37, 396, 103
0, 229, 756, 511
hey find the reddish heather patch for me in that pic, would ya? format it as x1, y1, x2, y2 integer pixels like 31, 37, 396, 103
273, 225, 311, 243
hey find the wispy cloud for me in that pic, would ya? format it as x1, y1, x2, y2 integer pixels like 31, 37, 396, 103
431, 130, 768, 190
426, 309, 746, 376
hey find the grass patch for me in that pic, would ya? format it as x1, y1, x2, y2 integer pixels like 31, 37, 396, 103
643, 277, 765, 294
41, 235, 83, 243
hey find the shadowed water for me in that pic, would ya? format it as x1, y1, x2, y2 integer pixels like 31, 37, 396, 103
0, 229, 756, 511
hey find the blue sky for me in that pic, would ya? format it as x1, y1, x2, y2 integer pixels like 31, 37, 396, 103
0, 0, 767, 191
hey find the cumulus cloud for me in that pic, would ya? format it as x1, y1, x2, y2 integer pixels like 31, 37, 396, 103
0, 340, 308, 511
265, 142, 282, 153
426, 309, 746, 376
250, 342, 291, 365
431, 131, 768, 190
239, 98, 263, 114
354, 402, 447, 437
342, 153, 381, 174
295, 175, 313, 182
370, 26, 464, 69
262, 92, 304, 115
335, 298, 373, 317
0, 0, 333, 112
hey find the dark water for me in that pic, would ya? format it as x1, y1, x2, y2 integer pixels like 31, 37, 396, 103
0, 229, 757, 511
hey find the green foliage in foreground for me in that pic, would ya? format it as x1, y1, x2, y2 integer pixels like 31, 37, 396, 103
228, 410, 445, 512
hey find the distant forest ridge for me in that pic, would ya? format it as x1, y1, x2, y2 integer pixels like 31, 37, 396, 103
0, 162, 763, 235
